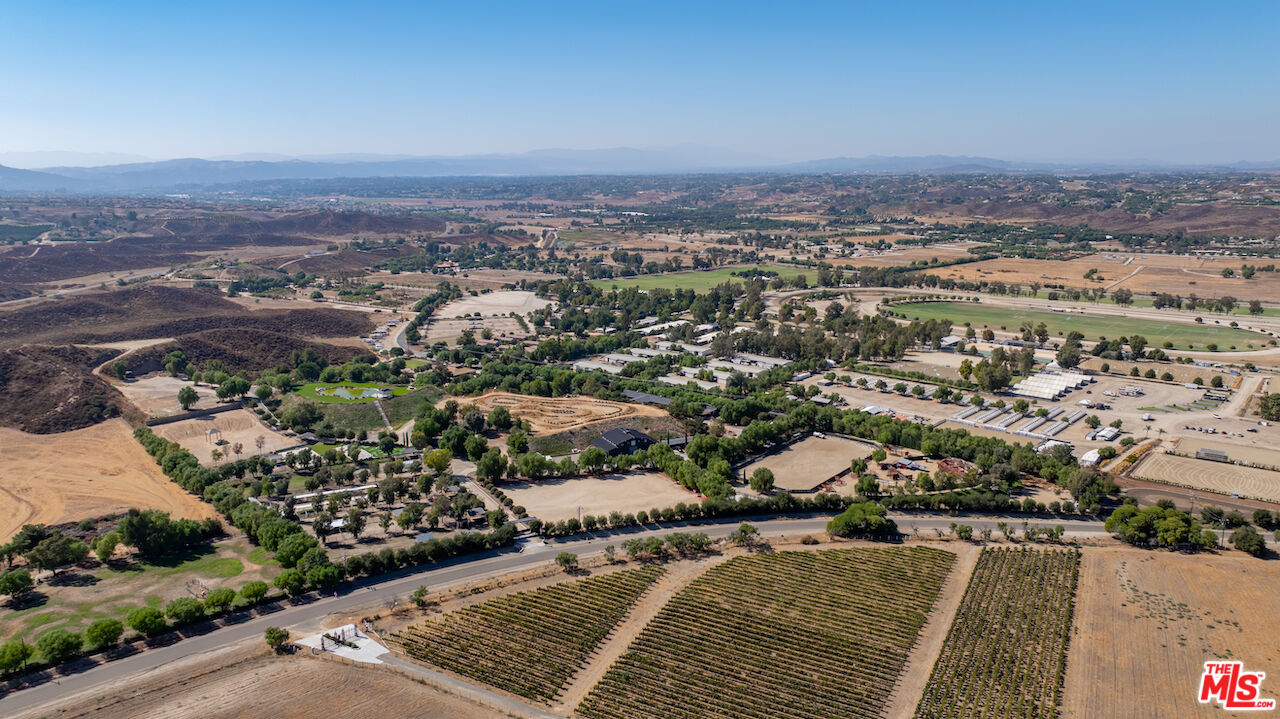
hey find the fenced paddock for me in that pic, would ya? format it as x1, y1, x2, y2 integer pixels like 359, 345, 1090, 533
739, 434, 877, 492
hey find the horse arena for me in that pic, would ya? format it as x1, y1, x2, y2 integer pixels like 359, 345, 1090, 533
1132, 451, 1280, 503
466, 392, 667, 434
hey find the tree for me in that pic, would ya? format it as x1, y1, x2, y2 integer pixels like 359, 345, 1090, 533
463, 434, 488, 461
0, 569, 33, 603
35, 628, 82, 665
487, 405, 513, 431
110, 360, 129, 380
578, 446, 608, 474
555, 552, 578, 572
729, 522, 760, 546
264, 626, 290, 653
827, 502, 895, 538
94, 530, 120, 562
274, 568, 307, 596
0, 638, 34, 674
463, 410, 486, 433
127, 606, 167, 635
1249, 299, 1264, 315
423, 448, 452, 478
165, 597, 205, 625
1259, 393, 1280, 422
749, 467, 775, 493
239, 580, 269, 604
1231, 525, 1267, 557
1084, 415, 1101, 429
203, 587, 236, 614
475, 448, 508, 483
276, 533, 319, 569
346, 508, 366, 541
25, 534, 89, 575
855, 474, 880, 498
83, 618, 124, 650
177, 386, 199, 410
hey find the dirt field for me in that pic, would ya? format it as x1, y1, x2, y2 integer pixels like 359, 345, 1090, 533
424, 316, 529, 344
112, 375, 217, 417
1132, 451, 1280, 503
741, 435, 874, 492
501, 471, 698, 523
1078, 357, 1235, 387
153, 408, 298, 464
12, 651, 505, 719
436, 290, 550, 317
1063, 547, 1280, 719
0, 419, 218, 541
463, 392, 668, 434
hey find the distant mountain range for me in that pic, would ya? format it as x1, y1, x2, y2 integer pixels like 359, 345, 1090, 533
1, 148, 1278, 194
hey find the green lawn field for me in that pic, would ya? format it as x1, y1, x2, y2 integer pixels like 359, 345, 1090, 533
897, 301, 1271, 351
591, 265, 811, 291
296, 381, 413, 404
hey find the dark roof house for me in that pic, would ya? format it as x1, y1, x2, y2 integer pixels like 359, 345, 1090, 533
591, 427, 655, 456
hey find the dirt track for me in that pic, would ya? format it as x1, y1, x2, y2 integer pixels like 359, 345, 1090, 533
0, 419, 217, 541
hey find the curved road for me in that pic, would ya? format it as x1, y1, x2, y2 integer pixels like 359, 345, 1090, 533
1, 513, 1107, 714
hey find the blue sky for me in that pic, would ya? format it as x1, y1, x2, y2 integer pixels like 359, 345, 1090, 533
2, 1, 1277, 164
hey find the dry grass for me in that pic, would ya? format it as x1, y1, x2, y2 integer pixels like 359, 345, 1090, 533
0, 418, 218, 542
1063, 548, 1280, 719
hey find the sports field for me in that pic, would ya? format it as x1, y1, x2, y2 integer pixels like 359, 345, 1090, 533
591, 265, 811, 291
896, 302, 1268, 351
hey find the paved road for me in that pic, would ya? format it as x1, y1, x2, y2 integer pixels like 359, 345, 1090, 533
0, 513, 1106, 714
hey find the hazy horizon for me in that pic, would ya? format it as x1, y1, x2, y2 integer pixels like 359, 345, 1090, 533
3, 1, 1278, 166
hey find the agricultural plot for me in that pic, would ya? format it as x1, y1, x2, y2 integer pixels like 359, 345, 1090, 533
914, 548, 1080, 719
1131, 451, 1280, 503
897, 301, 1267, 351
393, 565, 664, 702
577, 547, 955, 719
590, 265, 810, 291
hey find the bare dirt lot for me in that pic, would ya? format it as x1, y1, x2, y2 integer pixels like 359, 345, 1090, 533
0, 419, 218, 542
12, 650, 505, 719
424, 316, 529, 345
463, 392, 668, 435
153, 408, 298, 465
1131, 451, 1280, 504
365, 268, 561, 292
112, 375, 217, 417
1063, 547, 1280, 719
437, 290, 550, 317
741, 435, 874, 492
502, 471, 699, 523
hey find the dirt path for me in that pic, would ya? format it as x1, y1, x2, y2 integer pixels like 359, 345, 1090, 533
1104, 265, 1142, 289
553, 556, 724, 714
880, 543, 980, 719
